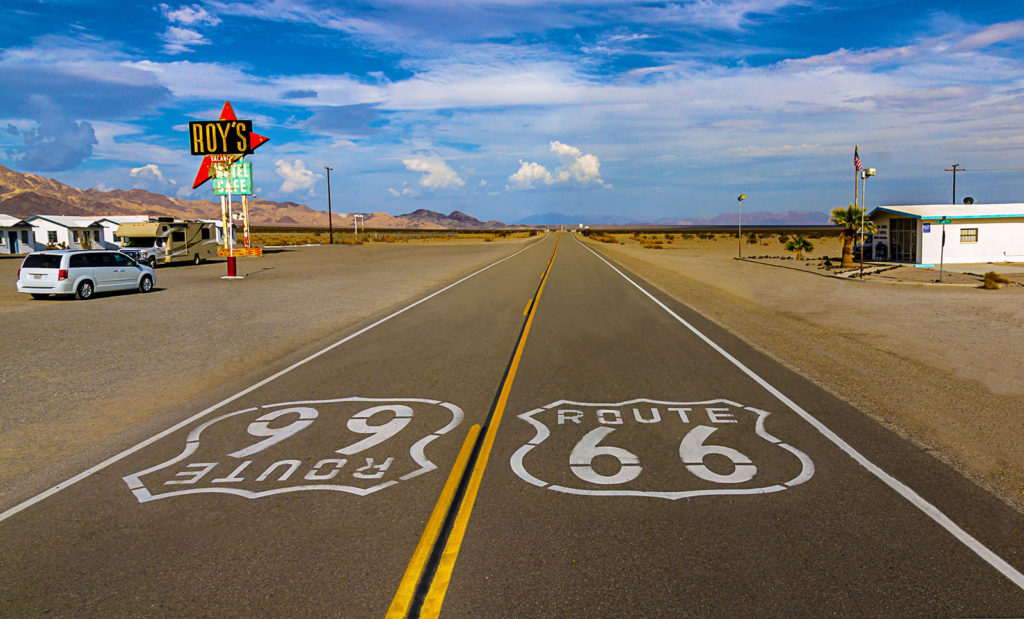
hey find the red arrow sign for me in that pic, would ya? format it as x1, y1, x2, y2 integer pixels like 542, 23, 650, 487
191, 101, 268, 189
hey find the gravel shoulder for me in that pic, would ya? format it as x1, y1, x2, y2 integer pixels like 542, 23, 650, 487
585, 235, 1024, 512
0, 238, 536, 504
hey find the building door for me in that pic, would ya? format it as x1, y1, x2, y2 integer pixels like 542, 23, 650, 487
889, 217, 918, 262
8, 231, 17, 254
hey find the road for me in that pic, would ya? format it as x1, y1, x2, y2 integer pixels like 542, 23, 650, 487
2, 231, 1023, 617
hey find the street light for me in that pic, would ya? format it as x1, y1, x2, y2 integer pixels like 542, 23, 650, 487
737, 194, 747, 258
859, 168, 876, 277
324, 166, 334, 244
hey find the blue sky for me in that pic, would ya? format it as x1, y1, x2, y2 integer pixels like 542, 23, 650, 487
2, 1, 1023, 223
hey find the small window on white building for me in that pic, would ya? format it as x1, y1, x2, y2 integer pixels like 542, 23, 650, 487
47, 231, 57, 243
21, 231, 29, 243
72, 230, 79, 242
0, 235, 6, 245
960, 228, 978, 243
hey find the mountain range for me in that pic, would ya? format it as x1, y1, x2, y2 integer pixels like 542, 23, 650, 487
0, 163, 506, 229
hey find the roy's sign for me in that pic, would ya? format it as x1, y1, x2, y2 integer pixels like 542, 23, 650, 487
124, 397, 464, 502
510, 398, 814, 499
189, 119, 255, 156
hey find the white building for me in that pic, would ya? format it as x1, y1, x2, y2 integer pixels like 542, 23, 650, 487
0, 215, 35, 255
23, 215, 106, 250
868, 204, 1024, 265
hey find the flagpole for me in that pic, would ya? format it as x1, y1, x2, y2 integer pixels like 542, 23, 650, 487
853, 144, 859, 207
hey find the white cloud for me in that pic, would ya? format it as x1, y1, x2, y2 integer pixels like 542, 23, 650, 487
129, 163, 165, 181
402, 156, 465, 189
507, 141, 608, 190
161, 27, 210, 54
275, 159, 316, 193
160, 4, 222, 26
507, 160, 554, 190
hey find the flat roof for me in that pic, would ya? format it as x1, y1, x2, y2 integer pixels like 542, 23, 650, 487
869, 204, 1024, 220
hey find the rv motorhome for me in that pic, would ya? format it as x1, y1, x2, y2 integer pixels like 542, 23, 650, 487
117, 219, 221, 267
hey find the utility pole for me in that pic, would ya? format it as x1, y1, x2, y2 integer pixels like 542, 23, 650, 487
325, 166, 334, 244
737, 194, 746, 259
944, 163, 966, 204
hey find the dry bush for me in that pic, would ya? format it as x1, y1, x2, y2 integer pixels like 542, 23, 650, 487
591, 232, 620, 244
983, 271, 1011, 289
641, 239, 664, 249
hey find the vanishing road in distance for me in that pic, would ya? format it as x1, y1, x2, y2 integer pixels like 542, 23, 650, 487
3, 232, 1023, 616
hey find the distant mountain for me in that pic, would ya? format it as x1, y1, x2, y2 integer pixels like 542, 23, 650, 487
673, 210, 831, 226
517, 209, 831, 226
0, 163, 508, 229
515, 212, 635, 225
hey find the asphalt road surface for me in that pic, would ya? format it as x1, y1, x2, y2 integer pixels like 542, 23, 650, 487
2, 231, 1023, 617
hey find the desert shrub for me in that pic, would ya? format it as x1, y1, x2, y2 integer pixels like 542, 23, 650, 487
983, 271, 1011, 289
529, 230, 538, 237
664, 233, 675, 241
680, 233, 694, 240
746, 235, 759, 244
640, 239, 664, 249
591, 233, 620, 244
778, 234, 789, 244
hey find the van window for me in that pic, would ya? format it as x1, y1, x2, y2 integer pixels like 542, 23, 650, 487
172, 231, 185, 242
113, 253, 133, 266
91, 253, 116, 267
201, 228, 210, 240
23, 254, 62, 268
69, 254, 89, 268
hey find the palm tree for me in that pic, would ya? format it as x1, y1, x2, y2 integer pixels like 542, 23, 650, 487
830, 204, 877, 267
784, 234, 814, 260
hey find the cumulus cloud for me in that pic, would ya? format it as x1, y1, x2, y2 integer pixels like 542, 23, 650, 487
159, 4, 221, 26
159, 4, 220, 53
275, 159, 316, 194
5, 96, 97, 171
403, 156, 465, 189
161, 27, 210, 53
507, 141, 608, 190
130, 163, 165, 181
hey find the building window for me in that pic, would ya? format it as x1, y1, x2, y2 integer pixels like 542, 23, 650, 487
47, 231, 58, 243
960, 228, 978, 243
0, 235, 6, 245
21, 231, 29, 243
72, 230, 79, 242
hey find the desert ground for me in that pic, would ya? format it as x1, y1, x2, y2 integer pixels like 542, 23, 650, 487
2, 229, 1022, 514
585, 231, 1024, 511
0, 235, 535, 509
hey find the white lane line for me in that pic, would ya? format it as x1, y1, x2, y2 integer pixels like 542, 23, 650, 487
0, 238, 548, 525
574, 235, 1024, 591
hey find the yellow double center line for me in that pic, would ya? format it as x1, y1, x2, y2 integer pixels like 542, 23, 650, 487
387, 232, 561, 619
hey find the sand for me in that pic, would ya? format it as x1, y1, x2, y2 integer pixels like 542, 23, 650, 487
586, 232, 1024, 511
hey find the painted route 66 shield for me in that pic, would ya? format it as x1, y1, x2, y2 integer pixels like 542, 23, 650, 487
124, 398, 463, 502
510, 398, 813, 499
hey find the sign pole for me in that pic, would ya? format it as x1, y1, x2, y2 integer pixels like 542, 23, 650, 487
939, 218, 947, 283
242, 192, 251, 249
226, 188, 237, 277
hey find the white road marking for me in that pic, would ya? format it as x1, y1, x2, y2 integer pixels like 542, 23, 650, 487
510, 398, 813, 499
575, 234, 1024, 590
0, 238, 546, 524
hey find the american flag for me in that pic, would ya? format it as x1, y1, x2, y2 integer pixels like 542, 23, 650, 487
854, 145, 862, 171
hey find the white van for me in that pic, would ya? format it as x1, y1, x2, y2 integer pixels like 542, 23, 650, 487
17, 250, 156, 300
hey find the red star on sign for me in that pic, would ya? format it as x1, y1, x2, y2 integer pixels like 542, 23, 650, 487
191, 101, 269, 189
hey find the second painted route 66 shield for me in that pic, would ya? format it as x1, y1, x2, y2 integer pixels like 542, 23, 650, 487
510, 398, 814, 499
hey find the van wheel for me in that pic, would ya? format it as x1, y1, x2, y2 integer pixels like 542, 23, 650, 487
76, 281, 94, 300
139, 275, 153, 293
193, 254, 201, 265
31, 293, 48, 299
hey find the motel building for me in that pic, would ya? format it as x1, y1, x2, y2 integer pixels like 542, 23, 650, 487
22, 215, 106, 251
868, 204, 1024, 265
0, 215, 34, 255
